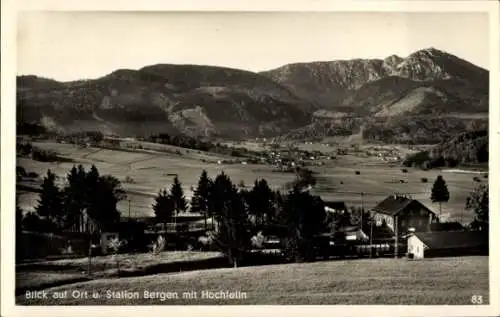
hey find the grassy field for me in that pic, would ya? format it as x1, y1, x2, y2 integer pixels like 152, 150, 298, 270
17, 140, 486, 223
17, 141, 297, 217
18, 251, 224, 272
16, 256, 489, 305
16, 251, 225, 294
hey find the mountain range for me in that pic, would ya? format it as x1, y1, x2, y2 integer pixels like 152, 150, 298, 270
17, 47, 489, 141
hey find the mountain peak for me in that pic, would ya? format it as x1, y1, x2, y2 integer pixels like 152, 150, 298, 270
408, 47, 446, 58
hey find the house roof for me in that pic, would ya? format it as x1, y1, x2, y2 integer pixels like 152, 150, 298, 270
413, 231, 488, 250
372, 195, 433, 216
324, 201, 347, 210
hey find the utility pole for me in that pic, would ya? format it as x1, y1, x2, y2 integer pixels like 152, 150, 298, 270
85, 208, 92, 277
128, 199, 131, 220
360, 192, 364, 228
394, 215, 399, 258
369, 211, 374, 258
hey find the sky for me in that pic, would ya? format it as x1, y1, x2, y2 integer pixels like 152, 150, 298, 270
17, 11, 490, 81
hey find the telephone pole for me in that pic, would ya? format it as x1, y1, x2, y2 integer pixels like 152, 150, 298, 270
394, 215, 399, 258
369, 211, 374, 258
360, 192, 364, 227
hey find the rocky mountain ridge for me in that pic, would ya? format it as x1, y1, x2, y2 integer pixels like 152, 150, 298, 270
17, 47, 488, 141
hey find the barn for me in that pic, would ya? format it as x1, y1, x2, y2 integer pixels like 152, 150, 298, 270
407, 231, 488, 259
371, 194, 438, 234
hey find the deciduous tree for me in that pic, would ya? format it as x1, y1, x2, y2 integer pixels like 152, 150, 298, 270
466, 184, 488, 231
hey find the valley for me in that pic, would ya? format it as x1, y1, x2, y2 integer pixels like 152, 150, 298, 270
17, 137, 486, 224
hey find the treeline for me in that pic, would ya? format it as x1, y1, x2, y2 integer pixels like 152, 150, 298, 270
402, 130, 488, 169
17, 142, 72, 163
362, 117, 488, 144
17, 122, 48, 136
281, 116, 488, 145
152, 169, 328, 265
17, 165, 125, 234
281, 118, 361, 141
56, 131, 104, 144
146, 133, 258, 157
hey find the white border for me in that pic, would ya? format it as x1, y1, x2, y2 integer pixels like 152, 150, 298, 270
2, 1, 499, 317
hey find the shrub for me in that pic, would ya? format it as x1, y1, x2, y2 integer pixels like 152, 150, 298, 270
401, 168, 408, 173
421, 177, 428, 183
27, 172, 39, 179
31, 147, 65, 162
355, 171, 360, 175
124, 176, 135, 184
484, 173, 488, 179
473, 176, 481, 183
17, 166, 27, 178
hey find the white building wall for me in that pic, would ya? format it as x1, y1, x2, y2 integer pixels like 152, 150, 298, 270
407, 235, 425, 259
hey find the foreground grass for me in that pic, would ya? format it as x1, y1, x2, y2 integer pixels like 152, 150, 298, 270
16, 272, 91, 294
19, 251, 223, 270
17, 251, 225, 294
17, 256, 488, 305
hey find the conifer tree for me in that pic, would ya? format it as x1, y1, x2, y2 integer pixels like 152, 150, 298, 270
63, 165, 88, 231
248, 179, 274, 226
190, 170, 212, 230
431, 175, 450, 216
35, 169, 63, 231
215, 177, 250, 267
170, 176, 187, 216
153, 188, 175, 231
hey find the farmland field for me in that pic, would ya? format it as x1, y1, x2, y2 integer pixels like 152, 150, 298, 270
17, 140, 486, 223
16, 256, 489, 305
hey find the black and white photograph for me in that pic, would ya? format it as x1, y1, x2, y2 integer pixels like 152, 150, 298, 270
1, 0, 499, 315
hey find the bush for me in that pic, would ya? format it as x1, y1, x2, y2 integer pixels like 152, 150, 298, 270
27, 172, 39, 179
355, 171, 360, 175
484, 173, 488, 179
17, 142, 33, 156
473, 176, 481, 183
124, 176, 135, 184
401, 168, 408, 173
17, 166, 27, 178
31, 148, 60, 162
421, 177, 428, 183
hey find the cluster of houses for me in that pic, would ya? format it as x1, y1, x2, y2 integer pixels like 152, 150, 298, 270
323, 194, 488, 259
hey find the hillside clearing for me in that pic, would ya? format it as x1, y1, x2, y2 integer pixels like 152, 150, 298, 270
16, 256, 488, 305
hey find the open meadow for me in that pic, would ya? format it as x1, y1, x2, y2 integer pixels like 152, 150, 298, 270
16, 256, 489, 305
17, 140, 486, 223
17, 141, 297, 217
